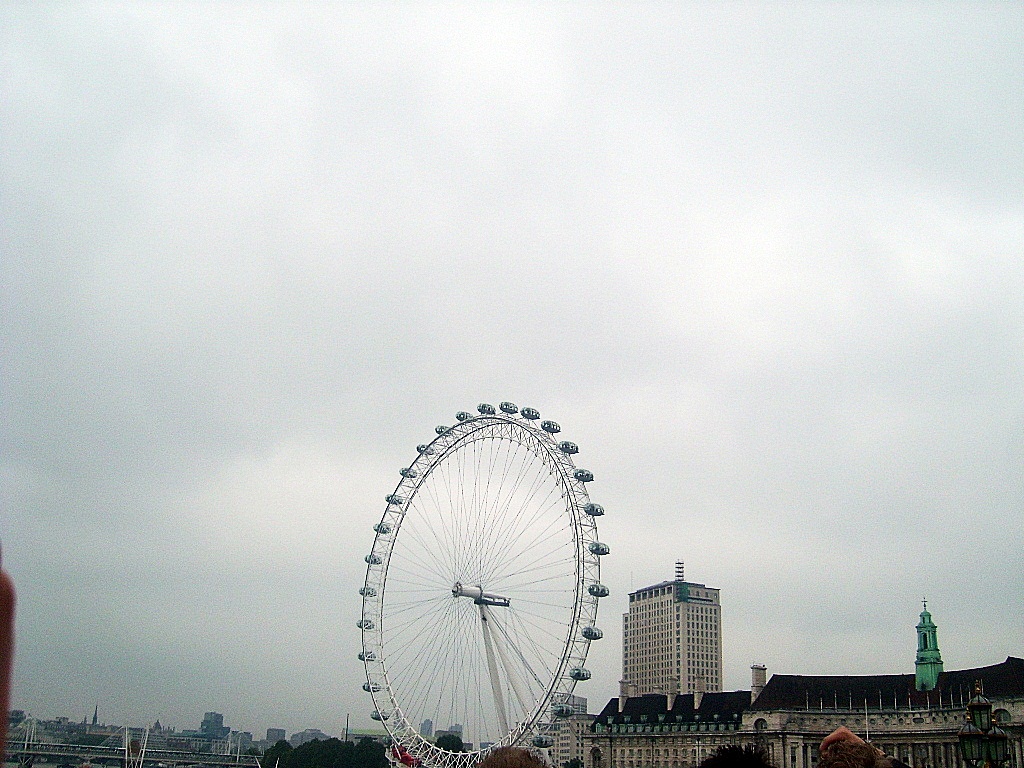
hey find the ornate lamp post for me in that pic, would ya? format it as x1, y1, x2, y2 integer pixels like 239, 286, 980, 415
958, 682, 1010, 768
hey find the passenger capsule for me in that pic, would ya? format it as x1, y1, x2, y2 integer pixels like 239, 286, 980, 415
363, 683, 381, 693
574, 469, 594, 482
435, 425, 449, 435
385, 494, 404, 505
500, 402, 519, 414
359, 586, 377, 597
400, 467, 417, 478
456, 411, 473, 422
569, 667, 592, 681
370, 711, 390, 721
582, 626, 604, 641
583, 503, 604, 516
520, 407, 540, 420
558, 441, 579, 455
552, 704, 574, 718
358, 651, 375, 662
416, 444, 435, 455
373, 522, 392, 534
356, 619, 375, 630
477, 403, 496, 415
365, 554, 382, 565
541, 420, 561, 434
532, 736, 554, 749
588, 583, 610, 598
588, 541, 610, 556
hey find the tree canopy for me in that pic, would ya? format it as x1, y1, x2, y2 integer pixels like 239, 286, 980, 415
262, 737, 387, 768
435, 734, 464, 753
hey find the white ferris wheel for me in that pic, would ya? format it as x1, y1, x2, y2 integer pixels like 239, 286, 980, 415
358, 402, 610, 768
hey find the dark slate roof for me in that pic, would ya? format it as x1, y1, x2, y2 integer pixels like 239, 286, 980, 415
593, 691, 752, 727
752, 657, 1024, 711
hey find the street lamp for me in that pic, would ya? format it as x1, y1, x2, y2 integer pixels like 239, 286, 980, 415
958, 682, 1010, 768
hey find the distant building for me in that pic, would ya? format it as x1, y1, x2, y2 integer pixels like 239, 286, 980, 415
419, 720, 433, 738
553, 712, 596, 768
201, 712, 230, 740
266, 728, 286, 744
622, 562, 722, 696
290, 728, 330, 747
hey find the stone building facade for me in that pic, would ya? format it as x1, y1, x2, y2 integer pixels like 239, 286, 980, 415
585, 607, 1022, 768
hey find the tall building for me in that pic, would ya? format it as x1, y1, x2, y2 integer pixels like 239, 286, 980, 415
622, 562, 722, 696
266, 728, 286, 744
201, 712, 230, 739
419, 719, 433, 738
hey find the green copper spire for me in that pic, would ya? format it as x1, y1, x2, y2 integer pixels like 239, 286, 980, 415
915, 599, 943, 691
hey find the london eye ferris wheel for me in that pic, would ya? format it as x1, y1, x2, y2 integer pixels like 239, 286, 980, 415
358, 403, 610, 768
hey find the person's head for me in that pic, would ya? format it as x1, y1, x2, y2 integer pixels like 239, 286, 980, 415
819, 741, 887, 768
477, 748, 548, 768
698, 745, 776, 768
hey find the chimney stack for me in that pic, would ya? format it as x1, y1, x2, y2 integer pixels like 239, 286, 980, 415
619, 680, 636, 712
667, 677, 679, 712
694, 677, 706, 709
751, 664, 767, 703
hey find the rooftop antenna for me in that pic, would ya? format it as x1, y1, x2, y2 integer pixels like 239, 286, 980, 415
675, 561, 685, 582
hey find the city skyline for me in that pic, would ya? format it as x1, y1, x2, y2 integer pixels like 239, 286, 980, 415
3, 1, 1022, 740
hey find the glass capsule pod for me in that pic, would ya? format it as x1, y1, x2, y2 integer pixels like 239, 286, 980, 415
552, 704, 574, 718
569, 667, 592, 681
373, 522, 392, 534
540, 420, 561, 434
385, 494, 404, 505
574, 469, 594, 482
357, 619, 375, 630
499, 402, 519, 414
400, 468, 417, 478
456, 411, 472, 422
583, 503, 604, 516
370, 711, 389, 721
588, 541, 610, 556
358, 651, 375, 662
416, 444, 435, 455
359, 586, 377, 597
477, 403, 496, 415
520, 407, 540, 420
558, 441, 579, 455
582, 626, 603, 641
588, 583, 609, 598
363, 683, 381, 692
365, 554, 382, 565
435, 425, 449, 435
532, 735, 554, 749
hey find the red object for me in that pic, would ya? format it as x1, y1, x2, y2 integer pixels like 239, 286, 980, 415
392, 746, 420, 767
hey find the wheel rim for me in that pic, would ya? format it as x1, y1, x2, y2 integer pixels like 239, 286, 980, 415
360, 409, 604, 768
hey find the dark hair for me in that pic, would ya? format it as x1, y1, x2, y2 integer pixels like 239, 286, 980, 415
698, 745, 776, 768
477, 748, 548, 768
819, 741, 890, 768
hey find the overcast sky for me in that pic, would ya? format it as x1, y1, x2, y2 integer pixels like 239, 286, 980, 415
2, 1, 1022, 741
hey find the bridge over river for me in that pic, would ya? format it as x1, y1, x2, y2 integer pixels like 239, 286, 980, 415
4, 742, 260, 768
